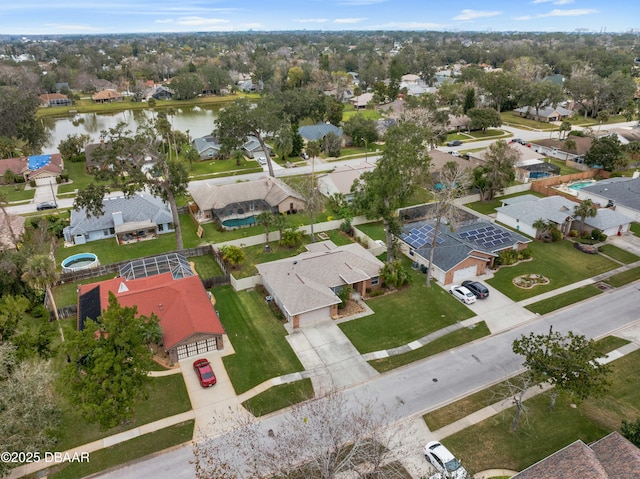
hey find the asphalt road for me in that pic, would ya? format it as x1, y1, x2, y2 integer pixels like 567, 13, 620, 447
93, 282, 640, 479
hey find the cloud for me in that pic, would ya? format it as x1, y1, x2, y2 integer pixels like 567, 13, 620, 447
155, 19, 174, 24
517, 8, 597, 20
382, 21, 446, 29
175, 16, 230, 26
295, 18, 330, 23
454, 9, 501, 21
333, 18, 367, 24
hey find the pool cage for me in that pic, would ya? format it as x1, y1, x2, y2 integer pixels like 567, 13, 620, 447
118, 253, 194, 280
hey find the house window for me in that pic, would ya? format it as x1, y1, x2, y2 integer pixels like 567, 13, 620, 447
109, 227, 115, 235
371, 276, 379, 286
158, 224, 164, 231
103, 228, 110, 235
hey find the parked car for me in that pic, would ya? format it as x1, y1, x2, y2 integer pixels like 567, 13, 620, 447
423, 441, 468, 479
461, 280, 489, 299
193, 359, 217, 388
447, 140, 463, 147
510, 138, 526, 145
36, 201, 57, 211
256, 156, 267, 165
448, 150, 462, 157
448, 285, 476, 304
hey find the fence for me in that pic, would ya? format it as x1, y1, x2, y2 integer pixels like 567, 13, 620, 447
529, 170, 610, 198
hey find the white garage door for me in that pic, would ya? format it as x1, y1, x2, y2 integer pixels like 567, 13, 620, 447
176, 338, 218, 360
452, 265, 477, 283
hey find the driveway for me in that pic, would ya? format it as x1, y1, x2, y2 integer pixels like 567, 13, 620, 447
286, 321, 378, 393
607, 232, 640, 257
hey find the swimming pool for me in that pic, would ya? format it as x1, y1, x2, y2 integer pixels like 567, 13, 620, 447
567, 180, 596, 191
222, 216, 256, 228
61, 253, 100, 273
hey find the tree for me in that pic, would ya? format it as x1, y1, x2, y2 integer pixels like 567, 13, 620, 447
0, 86, 47, 154
532, 218, 554, 241
215, 97, 286, 177
256, 211, 276, 243
322, 132, 341, 158
573, 199, 597, 235
58, 133, 91, 161
512, 328, 611, 411
0, 345, 61, 477
170, 72, 203, 100
306, 139, 321, 162
342, 114, 378, 147
466, 107, 502, 133
352, 122, 430, 262
480, 71, 517, 113
471, 140, 519, 201
220, 244, 245, 269
0, 191, 20, 249
0, 295, 30, 341
193, 390, 413, 479
492, 372, 538, 432
324, 97, 344, 127
273, 125, 293, 162
621, 418, 640, 447
563, 138, 577, 161
584, 135, 627, 171
73, 121, 189, 250
463, 88, 476, 113
200, 63, 232, 95
558, 121, 572, 140
64, 292, 161, 429
21, 254, 61, 336
425, 162, 471, 287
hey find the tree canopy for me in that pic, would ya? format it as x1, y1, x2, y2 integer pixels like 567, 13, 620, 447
472, 140, 519, 201
64, 292, 162, 429
584, 134, 628, 172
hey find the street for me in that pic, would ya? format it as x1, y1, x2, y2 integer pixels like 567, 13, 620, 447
92, 282, 640, 478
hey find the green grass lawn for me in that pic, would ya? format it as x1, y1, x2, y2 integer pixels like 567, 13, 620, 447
630, 222, 640, 236
57, 160, 110, 195
187, 157, 262, 178
465, 129, 504, 139
369, 321, 490, 373
242, 378, 315, 417
215, 285, 304, 394
339, 263, 476, 353
54, 373, 191, 451
230, 240, 304, 279
342, 106, 382, 121
355, 221, 386, 241
500, 111, 556, 131
49, 420, 194, 479
464, 190, 546, 216
524, 284, 602, 315
443, 348, 640, 473
53, 273, 119, 308
486, 240, 618, 301
548, 158, 583, 176
604, 265, 640, 288
1, 183, 35, 202
598, 244, 640, 264
190, 254, 224, 278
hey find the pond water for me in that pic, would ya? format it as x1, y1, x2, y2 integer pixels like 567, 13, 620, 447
42, 104, 225, 154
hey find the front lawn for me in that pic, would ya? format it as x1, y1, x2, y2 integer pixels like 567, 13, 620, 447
242, 378, 315, 417
604, 265, 640, 288
598, 244, 640, 264
443, 348, 640, 473
57, 160, 110, 195
216, 286, 304, 394
0, 183, 35, 202
54, 373, 191, 451
187, 156, 261, 178
630, 222, 640, 236
500, 111, 556, 131
486, 240, 618, 301
339, 263, 476, 353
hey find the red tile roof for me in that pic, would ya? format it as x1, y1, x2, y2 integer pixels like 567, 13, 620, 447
78, 272, 224, 350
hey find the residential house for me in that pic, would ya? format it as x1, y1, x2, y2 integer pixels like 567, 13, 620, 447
496, 194, 630, 238
189, 175, 305, 226
38, 92, 72, 107
78, 255, 225, 363
63, 193, 174, 245
399, 74, 434, 96
530, 136, 594, 168
513, 105, 574, 123
92, 89, 123, 103
0, 154, 63, 182
577, 176, 640, 223
399, 217, 531, 284
429, 149, 482, 172
350, 93, 374, 109
511, 431, 640, 479
242, 136, 272, 159
317, 161, 376, 203
151, 85, 173, 100
256, 241, 383, 328
0, 210, 25, 251
193, 135, 223, 160
448, 114, 471, 132
298, 123, 344, 143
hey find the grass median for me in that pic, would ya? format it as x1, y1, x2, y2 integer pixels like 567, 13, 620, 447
242, 378, 315, 417
524, 284, 602, 315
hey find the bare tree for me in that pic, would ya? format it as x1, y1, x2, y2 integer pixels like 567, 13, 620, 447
491, 372, 540, 432
193, 390, 414, 479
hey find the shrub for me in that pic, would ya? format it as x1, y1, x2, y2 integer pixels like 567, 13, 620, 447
29, 179, 36, 187
381, 260, 410, 288
581, 230, 591, 239
279, 227, 304, 248
568, 229, 579, 237
550, 228, 563, 242
520, 248, 532, 260
336, 287, 353, 309
498, 248, 519, 266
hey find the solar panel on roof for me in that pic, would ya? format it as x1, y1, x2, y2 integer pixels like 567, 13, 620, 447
401, 223, 445, 248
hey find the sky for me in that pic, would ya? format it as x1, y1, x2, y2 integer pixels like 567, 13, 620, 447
1, 0, 639, 36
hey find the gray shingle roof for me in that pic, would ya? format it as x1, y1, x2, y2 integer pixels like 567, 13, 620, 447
585, 208, 631, 230
256, 242, 383, 316
580, 177, 640, 212
496, 196, 577, 226
298, 123, 343, 141
65, 193, 172, 237
193, 135, 222, 156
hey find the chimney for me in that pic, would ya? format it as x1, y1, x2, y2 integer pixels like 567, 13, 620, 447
112, 211, 124, 226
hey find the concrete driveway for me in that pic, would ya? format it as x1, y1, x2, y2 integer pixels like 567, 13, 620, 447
286, 321, 379, 393
179, 347, 250, 439
460, 279, 536, 334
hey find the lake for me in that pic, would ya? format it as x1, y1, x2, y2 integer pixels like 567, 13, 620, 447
41, 104, 224, 154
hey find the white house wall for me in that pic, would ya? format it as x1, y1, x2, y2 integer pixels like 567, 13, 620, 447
495, 212, 537, 238
577, 191, 640, 223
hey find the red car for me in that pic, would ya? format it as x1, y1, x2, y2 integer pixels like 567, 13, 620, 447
193, 359, 217, 388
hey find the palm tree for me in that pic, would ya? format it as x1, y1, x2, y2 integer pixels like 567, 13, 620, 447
532, 218, 550, 240
22, 254, 63, 341
574, 199, 597, 235
564, 138, 577, 161
256, 210, 275, 244
306, 140, 321, 166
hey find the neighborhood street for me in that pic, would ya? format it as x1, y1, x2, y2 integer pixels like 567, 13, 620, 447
91, 281, 640, 479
